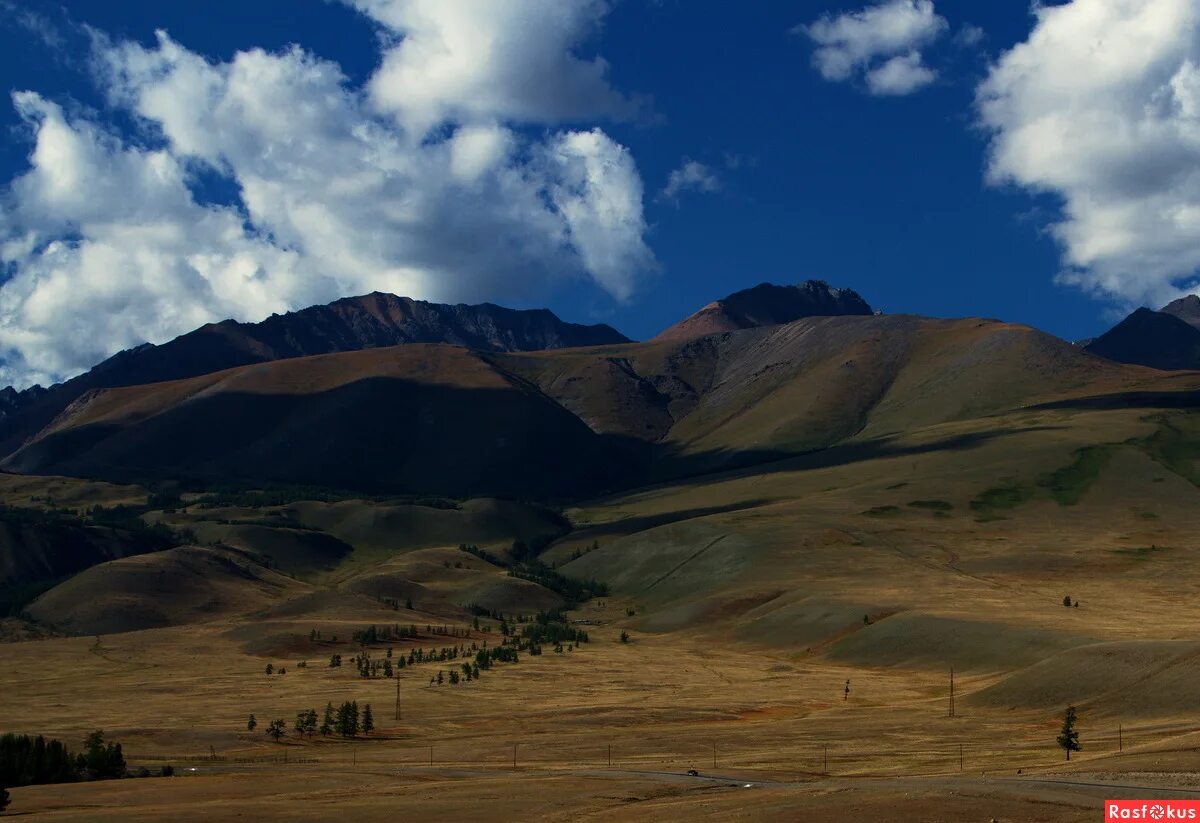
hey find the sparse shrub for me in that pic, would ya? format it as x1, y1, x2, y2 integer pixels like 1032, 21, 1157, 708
247, 714, 257, 732
619, 631, 630, 644
1062, 595, 1072, 608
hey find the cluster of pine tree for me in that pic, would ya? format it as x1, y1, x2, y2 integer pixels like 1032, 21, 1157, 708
0, 731, 126, 788
351, 624, 421, 644
250, 703, 374, 741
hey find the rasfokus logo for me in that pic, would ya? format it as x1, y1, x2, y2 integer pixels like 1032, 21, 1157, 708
1106, 800, 1200, 820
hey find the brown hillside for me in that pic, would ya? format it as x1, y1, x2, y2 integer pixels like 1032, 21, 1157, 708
25, 546, 309, 634
1, 345, 631, 499
5, 315, 1196, 498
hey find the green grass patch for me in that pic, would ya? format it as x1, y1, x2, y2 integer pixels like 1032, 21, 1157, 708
969, 486, 1031, 513
1133, 416, 1200, 487
1036, 445, 1115, 506
1113, 544, 1168, 561
907, 500, 953, 512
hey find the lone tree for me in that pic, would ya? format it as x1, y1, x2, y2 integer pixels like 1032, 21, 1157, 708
266, 719, 286, 743
1057, 706, 1081, 761
320, 703, 334, 737
1063, 595, 1072, 608
246, 714, 257, 733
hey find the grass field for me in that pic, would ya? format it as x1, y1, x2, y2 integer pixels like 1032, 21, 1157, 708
4, 400, 1200, 819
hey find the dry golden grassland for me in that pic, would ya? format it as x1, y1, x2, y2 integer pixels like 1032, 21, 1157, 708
5, 404, 1200, 820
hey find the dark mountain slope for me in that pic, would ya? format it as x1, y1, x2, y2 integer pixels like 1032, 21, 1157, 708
1084, 308, 1200, 371
0, 292, 629, 457
1, 345, 634, 500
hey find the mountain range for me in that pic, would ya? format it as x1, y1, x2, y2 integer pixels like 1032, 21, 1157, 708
1, 279, 1194, 501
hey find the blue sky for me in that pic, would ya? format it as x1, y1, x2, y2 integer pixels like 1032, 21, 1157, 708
0, 0, 1197, 387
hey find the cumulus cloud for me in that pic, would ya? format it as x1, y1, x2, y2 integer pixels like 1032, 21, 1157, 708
977, 0, 1200, 306
804, 0, 947, 95
865, 52, 937, 96
349, 0, 643, 136
659, 160, 720, 203
0, 5, 656, 388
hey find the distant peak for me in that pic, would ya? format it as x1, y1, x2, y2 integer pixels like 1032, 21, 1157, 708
1161, 293, 1200, 330
655, 279, 872, 341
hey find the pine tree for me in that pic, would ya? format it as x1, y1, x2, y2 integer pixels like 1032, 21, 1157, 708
294, 713, 308, 738
619, 631, 630, 644
247, 714, 257, 733
361, 704, 375, 736
266, 719, 286, 742
265, 663, 274, 675
320, 703, 334, 737
1057, 705, 1081, 760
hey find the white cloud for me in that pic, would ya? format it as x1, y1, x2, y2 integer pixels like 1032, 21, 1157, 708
349, 0, 642, 137
659, 160, 720, 203
865, 52, 936, 96
0, 13, 656, 388
804, 0, 947, 95
977, 0, 1200, 306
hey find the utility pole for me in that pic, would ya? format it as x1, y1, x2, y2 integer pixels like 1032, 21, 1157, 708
395, 677, 402, 721
513, 743, 518, 769
429, 745, 433, 767
823, 745, 828, 775
949, 667, 955, 718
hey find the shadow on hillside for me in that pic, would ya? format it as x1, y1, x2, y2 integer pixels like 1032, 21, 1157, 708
556, 500, 775, 542
1029, 389, 1200, 411
640, 425, 1068, 493
3, 375, 1082, 504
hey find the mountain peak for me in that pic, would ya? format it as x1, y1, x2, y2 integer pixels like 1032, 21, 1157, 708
1084, 305, 1200, 371
654, 280, 873, 341
1161, 294, 1200, 330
